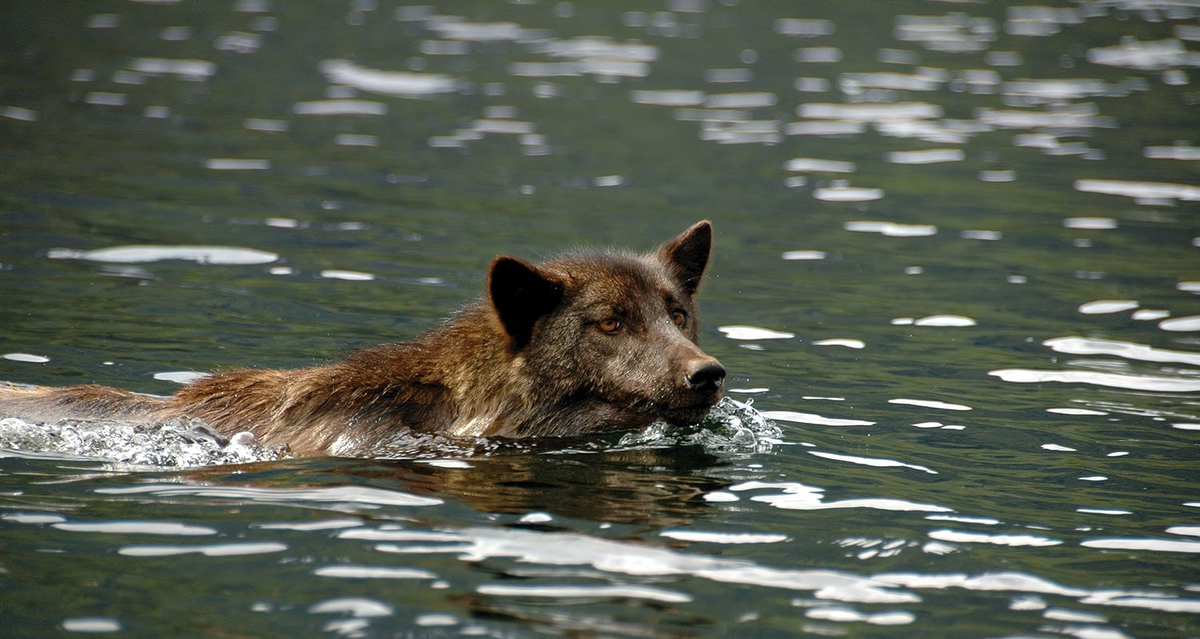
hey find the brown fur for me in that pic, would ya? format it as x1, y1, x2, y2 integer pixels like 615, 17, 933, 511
0, 221, 725, 457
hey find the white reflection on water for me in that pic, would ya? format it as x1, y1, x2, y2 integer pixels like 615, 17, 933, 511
989, 369, 1200, 392
782, 250, 828, 261
629, 89, 704, 106
762, 411, 873, 426
320, 269, 375, 281
204, 158, 271, 170
812, 338, 865, 349
798, 101, 942, 122
1074, 178, 1200, 203
805, 607, 915, 626
844, 220, 935, 236
809, 451, 938, 475
119, 541, 288, 557
128, 58, 216, 79
1159, 315, 1200, 332
55, 520, 217, 535
660, 530, 788, 545
913, 315, 976, 327
293, 99, 387, 115
1081, 537, 1200, 554
784, 158, 855, 173
373, 524, 922, 604
928, 529, 1062, 547
47, 245, 279, 265
1064, 217, 1118, 230
718, 325, 795, 340
731, 481, 949, 511
889, 398, 972, 411
96, 484, 443, 508
314, 565, 437, 580
1087, 37, 1200, 70
62, 617, 122, 633
2, 353, 50, 363
477, 583, 693, 603
1078, 300, 1138, 314
1044, 336, 1200, 366
320, 59, 459, 97
885, 148, 965, 164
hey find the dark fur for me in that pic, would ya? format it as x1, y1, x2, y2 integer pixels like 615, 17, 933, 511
0, 221, 725, 457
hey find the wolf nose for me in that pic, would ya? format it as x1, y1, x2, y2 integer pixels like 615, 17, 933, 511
686, 359, 726, 392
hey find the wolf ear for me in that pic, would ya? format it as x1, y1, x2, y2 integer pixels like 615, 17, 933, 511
657, 220, 712, 295
488, 256, 564, 349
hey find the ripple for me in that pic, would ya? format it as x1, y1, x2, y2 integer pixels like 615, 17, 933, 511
1074, 179, 1200, 203
914, 315, 976, 327
62, 617, 122, 633
1047, 408, 1108, 416
813, 338, 866, 349
54, 521, 217, 535
817, 186, 887, 202
375, 524, 921, 603
660, 530, 788, 544
1043, 336, 1200, 366
889, 398, 972, 411
1081, 537, 1200, 553
293, 99, 387, 116
153, 371, 211, 384
320, 270, 375, 281
48, 245, 279, 265
1087, 37, 1198, 71
309, 597, 394, 617
629, 89, 705, 106
2, 106, 38, 122
989, 369, 1200, 392
97, 484, 443, 508
799, 101, 942, 122
129, 58, 216, 79
809, 451, 938, 475
2, 352, 50, 363
477, 583, 693, 603
320, 59, 459, 97
1063, 217, 1118, 230
1078, 300, 1138, 314
784, 158, 855, 172
718, 325, 795, 340
844, 220, 935, 236
761, 410, 874, 426
732, 481, 950, 512
782, 250, 828, 261
886, 148, 965, 164
805, 607, 915, 625
313, 565, 438, 580
1159, 315, 1200, 332
119, 541, 288, 557
205, 158, 271, 170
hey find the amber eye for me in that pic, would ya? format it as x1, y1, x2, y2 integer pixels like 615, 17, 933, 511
597, 318, 622, 334
671, 310, 687, 327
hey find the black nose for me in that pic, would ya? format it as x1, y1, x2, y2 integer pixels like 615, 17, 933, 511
686, 359, 726, 392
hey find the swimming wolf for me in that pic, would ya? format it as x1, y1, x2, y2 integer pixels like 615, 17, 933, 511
0, 221, 726, 456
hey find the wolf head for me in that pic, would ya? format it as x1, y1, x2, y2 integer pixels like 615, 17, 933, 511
487, 221, 725, 435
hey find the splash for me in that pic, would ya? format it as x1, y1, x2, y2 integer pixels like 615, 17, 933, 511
0, 417, 282, 467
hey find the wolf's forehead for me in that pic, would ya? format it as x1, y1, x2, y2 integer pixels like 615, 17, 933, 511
555, 254, 680, 302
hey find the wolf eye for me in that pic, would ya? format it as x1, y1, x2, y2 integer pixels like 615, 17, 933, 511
597, 318, 622, 334
671, 310, 687, 327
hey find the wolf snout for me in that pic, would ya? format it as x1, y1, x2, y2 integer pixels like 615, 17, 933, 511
685, 359, 726, 393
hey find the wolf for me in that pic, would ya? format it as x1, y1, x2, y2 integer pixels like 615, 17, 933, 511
0, 221, 726, 457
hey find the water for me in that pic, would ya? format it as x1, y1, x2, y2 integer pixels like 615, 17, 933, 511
1, 0, 1199, 636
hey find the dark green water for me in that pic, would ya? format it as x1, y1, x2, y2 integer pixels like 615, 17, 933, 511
2, 1, 1199, 636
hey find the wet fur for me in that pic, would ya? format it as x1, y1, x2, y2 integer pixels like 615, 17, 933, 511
0, 222, 725, 457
